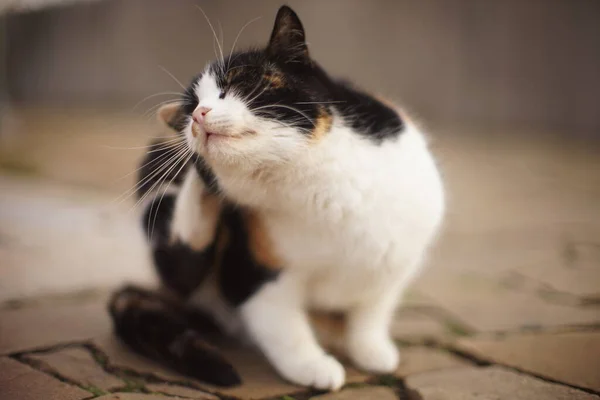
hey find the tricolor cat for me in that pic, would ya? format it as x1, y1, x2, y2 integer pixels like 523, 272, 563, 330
109, 5, 445, 391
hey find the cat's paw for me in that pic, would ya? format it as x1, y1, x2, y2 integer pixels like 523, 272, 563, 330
277, 353, 345, 391
348, 336, 400, 373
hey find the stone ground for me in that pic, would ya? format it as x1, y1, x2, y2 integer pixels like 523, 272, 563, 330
1, 107, 599, 400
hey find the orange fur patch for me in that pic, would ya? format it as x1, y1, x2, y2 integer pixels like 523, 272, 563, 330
227, 68, 242, 83
244, 209, 282, 270
310, 311, 346, 335
310, 106, 333, 142
264, 71, 285, 88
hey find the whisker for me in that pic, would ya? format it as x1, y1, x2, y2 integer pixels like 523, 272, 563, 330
149, 151, 193, 241
113, 144, 189, 207
252, 104, 316, 127
138, 145, 190, 219
294, 101, 346, 105
195, 5, 225, 75
225, 64, 253, 74
132, 92, 182, 112
102, 136, 184, 151
145, 139, 187, 154
226, 16, 262, 72
142, 99, 182, 119
110, 141, 187, 184
242, 76, 268, 105
158, 65, 186, 91
128, 145, 190, 213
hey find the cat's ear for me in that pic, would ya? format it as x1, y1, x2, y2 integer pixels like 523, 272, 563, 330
157, 102, 184, 131
267, 6, 309, 63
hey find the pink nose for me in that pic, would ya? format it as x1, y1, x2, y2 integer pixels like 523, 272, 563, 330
192, 106, 212, 123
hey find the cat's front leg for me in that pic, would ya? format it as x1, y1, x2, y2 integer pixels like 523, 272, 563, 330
346, 289, 400, 374
171, 167, 221, 250
240, 274, 345, 391
148, 167, 222, 297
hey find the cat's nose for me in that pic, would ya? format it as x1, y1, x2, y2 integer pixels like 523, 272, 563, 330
192, 106, 212, 123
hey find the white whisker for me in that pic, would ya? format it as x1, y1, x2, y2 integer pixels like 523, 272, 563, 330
110, 141, 187, 184
102, 136, 184, 151
113, 144, 189, 207
142, 99, 182, 119
128, 145, 190, 213
158, 65, 186, 91
149, 151, 193, 241
195, 5, 225, 75
226, 16, 262, 72
294, 101, 346, 105
252, 104, 316, 127
132, 92, 182, 112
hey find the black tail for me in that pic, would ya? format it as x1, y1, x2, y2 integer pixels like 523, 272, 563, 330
108, 285, 241, 387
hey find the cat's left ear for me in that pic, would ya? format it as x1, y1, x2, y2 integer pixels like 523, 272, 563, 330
267, 6, 309, 63
157, 102, 185, 131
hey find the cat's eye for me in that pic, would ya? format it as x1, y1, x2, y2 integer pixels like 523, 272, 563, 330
219, 90, 226, 99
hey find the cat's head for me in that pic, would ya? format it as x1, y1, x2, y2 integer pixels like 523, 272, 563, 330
159, 6, 334, 170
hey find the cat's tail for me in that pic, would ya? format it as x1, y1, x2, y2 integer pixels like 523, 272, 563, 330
108, 285, 242, 387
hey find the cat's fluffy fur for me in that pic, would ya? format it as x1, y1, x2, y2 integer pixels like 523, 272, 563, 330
109, 5, 444, 391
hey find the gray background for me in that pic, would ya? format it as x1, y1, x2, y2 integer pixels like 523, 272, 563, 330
5, 0, 600, 133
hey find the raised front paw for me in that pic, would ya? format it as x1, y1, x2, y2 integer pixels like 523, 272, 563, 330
348, 336, 400, 374
276, 353, 345, 391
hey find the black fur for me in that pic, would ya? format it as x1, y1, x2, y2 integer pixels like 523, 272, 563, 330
218, 206, 280, 307
330, 80, 404, 143
108, 286, 240, 386
142, 193, 214, 297
183, 5, 405, 144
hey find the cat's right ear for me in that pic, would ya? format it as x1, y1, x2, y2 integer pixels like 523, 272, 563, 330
157, 102, 185, 131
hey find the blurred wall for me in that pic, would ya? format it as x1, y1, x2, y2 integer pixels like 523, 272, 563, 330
6, 0, 600, 133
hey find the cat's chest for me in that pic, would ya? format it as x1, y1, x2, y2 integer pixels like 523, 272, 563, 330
260, 205, 391, 272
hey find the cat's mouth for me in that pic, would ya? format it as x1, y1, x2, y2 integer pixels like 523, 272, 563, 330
204, 129, 256, 142
205, 131, 241, 141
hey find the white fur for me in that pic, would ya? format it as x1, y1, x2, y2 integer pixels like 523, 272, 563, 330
185, 71, 445, 390
171, 168, 220, 250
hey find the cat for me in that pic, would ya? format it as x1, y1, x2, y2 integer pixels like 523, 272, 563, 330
109, 5, 445, 391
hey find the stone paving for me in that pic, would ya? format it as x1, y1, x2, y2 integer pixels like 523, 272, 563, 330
1, 108, 600, 399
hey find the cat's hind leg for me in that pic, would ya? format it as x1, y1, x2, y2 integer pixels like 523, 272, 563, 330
345, 286, 401, 374
108, 285, 241, 386
240, 274, 345, 391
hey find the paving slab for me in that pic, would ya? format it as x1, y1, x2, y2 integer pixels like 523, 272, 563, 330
391, 309, 452, 340
394, 347, 469, 378
94, 333, 373, 399
146, 383, 219, 399
416, 272, 600, 332
0, 301, 110, 355
95, 394, 187, 400
94, 334, 303, 399
456, 331, 600, 392
406, 366, 597, 400
25, 346, 125, 391
0, 356, 90, 400
311, 386, 398, 400
415, 229, 600, 332
519, 229, 600, 299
